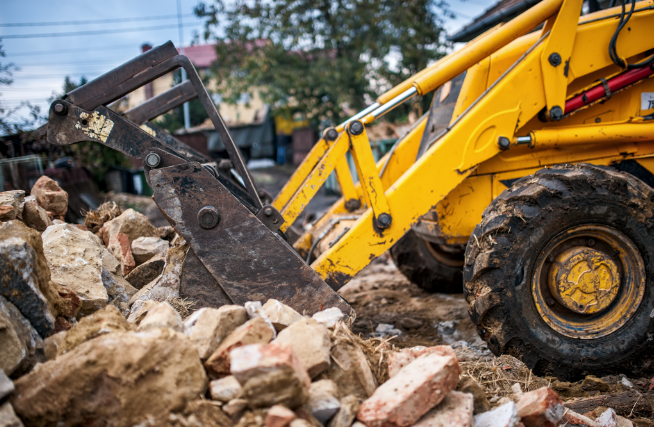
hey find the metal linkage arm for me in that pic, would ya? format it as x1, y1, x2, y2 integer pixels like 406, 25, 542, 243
61, 41, 263, 211
124, 80, 196, 125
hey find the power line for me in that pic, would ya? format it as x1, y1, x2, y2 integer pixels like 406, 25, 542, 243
5, 44, 139, 57
0, 14, 195, 27
1, 23, 201, 39
17, 56, 134, 66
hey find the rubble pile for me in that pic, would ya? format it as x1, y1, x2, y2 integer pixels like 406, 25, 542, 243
1, 182, 652, 427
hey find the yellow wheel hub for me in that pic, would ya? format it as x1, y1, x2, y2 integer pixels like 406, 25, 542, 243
548, 247, 620, 314
532, 224, 646, 339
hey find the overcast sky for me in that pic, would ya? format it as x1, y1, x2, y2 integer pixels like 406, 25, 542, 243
0, 0, 496, 126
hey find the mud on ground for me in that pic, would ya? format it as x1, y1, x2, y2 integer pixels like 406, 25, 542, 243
339, 254, 654, 422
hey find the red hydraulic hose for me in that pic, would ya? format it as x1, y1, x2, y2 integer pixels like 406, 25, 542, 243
564, 64, 654, 114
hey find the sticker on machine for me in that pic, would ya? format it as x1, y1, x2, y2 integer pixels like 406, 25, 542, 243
642, 92, 654, 110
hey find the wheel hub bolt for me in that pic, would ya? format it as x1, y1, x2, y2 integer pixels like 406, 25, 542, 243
587, 238, 596, 246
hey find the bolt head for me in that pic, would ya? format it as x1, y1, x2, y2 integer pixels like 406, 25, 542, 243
549, 106, 564, 121
377, 213, 392, 228
52, 102, 67, 116
264, 207, 273, 216
587, 238, 596, 246
198, 206, 220, 229
324, 128, 339, 141
145, 152, 161, 168
546, 297, 556, 306
548, 52, 562, 67
349, 120, 364, 136
498, 136, 510, 150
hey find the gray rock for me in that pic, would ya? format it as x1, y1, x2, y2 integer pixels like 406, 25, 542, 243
101, 268, 137, 305
0, 296, 45, 376
0, 369, 14, 401
307, 380, 341, 424
0, 191, 25, 222
0, 237, 56, 337
124, 256, 165, 290
327, 395, 359, 427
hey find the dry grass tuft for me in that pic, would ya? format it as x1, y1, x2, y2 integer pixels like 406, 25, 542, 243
84, 201, 122, 233
165, 296, 195, 319
459, 354, 549, 399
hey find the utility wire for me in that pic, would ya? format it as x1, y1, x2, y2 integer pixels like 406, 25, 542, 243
1, 23, 201, 39
5, 44, 138, 57
0, 14, 195, 27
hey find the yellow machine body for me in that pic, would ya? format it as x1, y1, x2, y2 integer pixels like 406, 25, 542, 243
271, 0, 654, 289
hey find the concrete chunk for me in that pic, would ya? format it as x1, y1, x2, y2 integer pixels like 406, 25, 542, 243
275, 318, 331, 378
0, 190, 24, 222
230, 342, 310, 409
0, 402, 24, 427
125, 256, 165, 290
101, 208, 159, 246
108, 233, 136, 276
0, 369, 15, 401
137, 302, 182, 331
42, 223, 108, 316
474, 402, 520, 427
0, 295, 45, 376
31, 176, 67, 218
266, 405, 297, 427
263, 299, 304, 332
183, 305, 248, 359
131, 236, 169, 265
563, 410, 599, 427
308, 379, 341, 425
10, 328, 207, 427
209, 375, 242, 402
516, 387, 564, 427
22, 196, 52, 232
312, 307, 344, 328
357, 352, 461, 427
0, 237, 56, 336
223, 398, 248, 417
412, 391, 474, 427
328, 395, 359, 427
323, 328, 377, 400
387, 345, 456, 379
204, 316, 275, 378
58, 305, 130, 356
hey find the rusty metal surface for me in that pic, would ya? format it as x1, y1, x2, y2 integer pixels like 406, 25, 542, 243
67, 41, 178, 110
124, 80, 196, 125
150, 162, 353, 316
180, 250, 234, 309
255, 204, 285, 232
142, 122, 211, 163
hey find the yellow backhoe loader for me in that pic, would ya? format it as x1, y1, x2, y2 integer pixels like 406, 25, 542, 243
44, 0, 654, 379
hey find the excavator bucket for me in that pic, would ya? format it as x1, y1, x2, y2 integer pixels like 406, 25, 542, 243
44, 41, 352, 317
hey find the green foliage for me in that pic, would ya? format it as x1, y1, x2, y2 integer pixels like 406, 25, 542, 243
194, 0, 451, 127
51, 76, 131, 184
155, 70, 209, 133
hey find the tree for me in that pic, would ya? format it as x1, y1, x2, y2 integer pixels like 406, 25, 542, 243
0, 40, 42, 135
195, 0, 451, 128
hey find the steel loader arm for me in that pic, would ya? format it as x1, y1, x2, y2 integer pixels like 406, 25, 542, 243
46, 41, 352, 316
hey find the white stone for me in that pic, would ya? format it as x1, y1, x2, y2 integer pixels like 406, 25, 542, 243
263, 299, 304, 332
412, 391, 474, 427
182, 306, 248, 359
0, 369, 15, 401
0, 402, 24, 427
474, 402, 519, 427
274, 318, 331, 378
308, 380, 341, 424
597, 408, 618, 427
131, 236, 169, 265
312, 307, 344, 328
137, 302, 182, 331
223, 398, 248, 417
244, 301, 277, 338
209, 376, 242, 402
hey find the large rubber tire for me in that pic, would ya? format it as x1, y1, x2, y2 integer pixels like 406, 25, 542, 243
391, 230, 464, 293
464, 163, 654, 379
